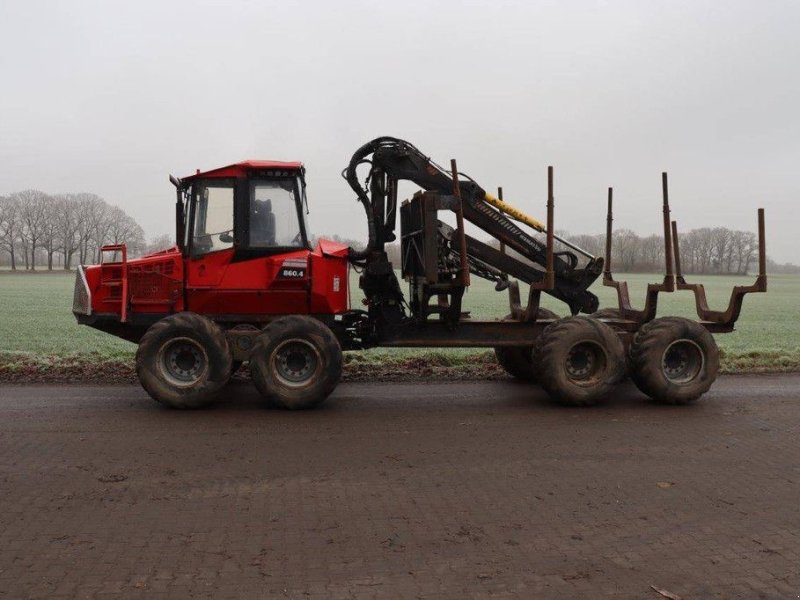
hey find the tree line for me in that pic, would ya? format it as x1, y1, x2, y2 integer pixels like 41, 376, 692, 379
563, 227, 761, 275
0, 191, 145, 270
0, 199, 790, 275
380, 226, 780, 275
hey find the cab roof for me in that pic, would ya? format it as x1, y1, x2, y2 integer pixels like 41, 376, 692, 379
181, 160, 304, 182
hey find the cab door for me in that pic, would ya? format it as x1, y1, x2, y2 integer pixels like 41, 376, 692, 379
185, 179, 236, 313
211, 175, 311, 315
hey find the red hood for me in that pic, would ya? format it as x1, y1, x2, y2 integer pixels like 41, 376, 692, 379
316, 239, 350, 258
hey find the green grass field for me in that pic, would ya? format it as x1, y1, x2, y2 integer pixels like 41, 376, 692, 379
0, 270, 797, 372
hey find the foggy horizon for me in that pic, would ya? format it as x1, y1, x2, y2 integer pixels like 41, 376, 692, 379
1, 0, 797, 262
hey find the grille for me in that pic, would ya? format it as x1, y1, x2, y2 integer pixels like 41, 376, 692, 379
129, 271, 182, 303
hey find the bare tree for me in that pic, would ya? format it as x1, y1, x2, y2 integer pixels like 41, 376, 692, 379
72, 194, 100, 265
145, 233, 174, 255
89, 199, 113, 263
14, 190, 51, 270
689, 228, 714, 274
41, 200, 59, 270
53, 194, 82, 270
639, 234, 664, 271
709, 227, 731, 274
0, 196, 22, 270
567, 233, 604, 259
612, 229, 640, 272
731, 230, 757, 275
106, 207, 146, 257
678, 228, 696, 273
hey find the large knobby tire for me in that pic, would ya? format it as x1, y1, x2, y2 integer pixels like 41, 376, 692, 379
629, 317, 719, 405
250, 316, 342, 410
534, 316, 626, 406
494, 309, 559, 382
136, 312, 233, 409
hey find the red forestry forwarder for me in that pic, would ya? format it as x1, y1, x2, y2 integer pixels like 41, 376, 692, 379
73, 137, 767, 409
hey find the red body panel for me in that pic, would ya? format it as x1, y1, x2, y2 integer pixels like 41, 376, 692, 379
86, 241, 349, 320
310, 240, 350, 314
187, 248, 312, 315
85, 247, 186, 316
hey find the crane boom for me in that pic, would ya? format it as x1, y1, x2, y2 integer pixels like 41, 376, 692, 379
343, 137, 602, 316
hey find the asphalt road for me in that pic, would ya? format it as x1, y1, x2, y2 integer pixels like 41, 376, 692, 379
1, 376, 799, 599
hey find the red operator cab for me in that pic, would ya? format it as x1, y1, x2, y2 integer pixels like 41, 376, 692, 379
73, 160, 351, 341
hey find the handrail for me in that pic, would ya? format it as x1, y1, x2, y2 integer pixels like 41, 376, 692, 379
100, 244, 128, 323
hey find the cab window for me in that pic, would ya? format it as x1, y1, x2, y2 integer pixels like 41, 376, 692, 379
191, 181, 234, 256
249, 179, 304, 247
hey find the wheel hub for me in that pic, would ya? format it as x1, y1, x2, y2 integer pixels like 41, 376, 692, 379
662, 339, 703, 384
565, 341, 605, 382
272, 339, 320, 387
159, 338, 208, 387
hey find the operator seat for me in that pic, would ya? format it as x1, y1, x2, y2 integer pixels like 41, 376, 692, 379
251, 198, 276, 246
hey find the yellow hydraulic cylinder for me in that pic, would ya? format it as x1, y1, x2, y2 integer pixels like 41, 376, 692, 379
483, 192, 547, 233
483, 191, 596, 260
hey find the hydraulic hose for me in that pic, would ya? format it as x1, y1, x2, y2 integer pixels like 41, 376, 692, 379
344, 137, 390, 260
343, 136, 412, 261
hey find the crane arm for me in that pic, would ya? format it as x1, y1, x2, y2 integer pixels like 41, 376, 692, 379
343, 136, 602, 314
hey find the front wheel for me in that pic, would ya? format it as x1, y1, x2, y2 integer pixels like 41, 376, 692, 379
135, 312, 232, 409
249, 316, 342, 410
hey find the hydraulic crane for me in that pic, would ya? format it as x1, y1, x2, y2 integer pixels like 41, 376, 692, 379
343, 136, 602, 326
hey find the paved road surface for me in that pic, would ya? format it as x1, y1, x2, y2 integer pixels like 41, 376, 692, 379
1, 376, 799, 599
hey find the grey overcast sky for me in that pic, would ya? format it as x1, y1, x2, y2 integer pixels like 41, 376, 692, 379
0, 0, 797, 262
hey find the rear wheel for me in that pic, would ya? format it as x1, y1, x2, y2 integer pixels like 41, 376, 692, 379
629, 317, 719, 405
494, 309, 558, 382
250, 316, 342, 410
534, 316, 625, 406
136, 312, 232, 409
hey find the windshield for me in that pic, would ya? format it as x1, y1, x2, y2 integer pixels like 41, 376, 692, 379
249, 178, 304, 248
